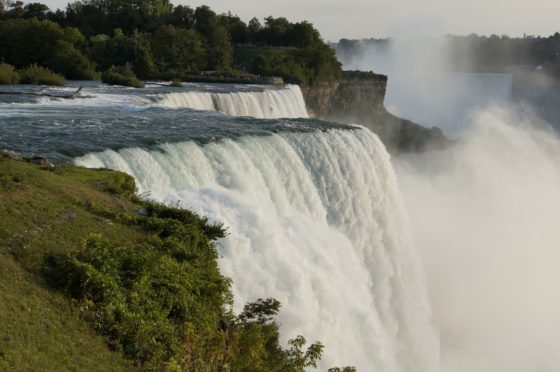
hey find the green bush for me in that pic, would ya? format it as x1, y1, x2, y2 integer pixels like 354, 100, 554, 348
0, 63, 20, 84
101, 64, 144, 88
18, 64, 65, 86
44, 199, 325, 370
44, 201, 230, 368
47, 40, 100, 80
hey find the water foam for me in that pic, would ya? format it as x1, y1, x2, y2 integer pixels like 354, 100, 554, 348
76, 128, 438, 371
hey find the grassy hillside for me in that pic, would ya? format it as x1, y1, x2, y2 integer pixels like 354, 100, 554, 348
0, 158, 143, 370
0, 254, 136, 370
0, 155, 326, 370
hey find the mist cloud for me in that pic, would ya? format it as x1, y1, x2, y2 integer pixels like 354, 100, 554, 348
396, 106, 560, 371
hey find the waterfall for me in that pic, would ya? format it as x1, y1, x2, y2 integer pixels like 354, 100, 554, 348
154, 84, 309, 119
75, 128, 438, 371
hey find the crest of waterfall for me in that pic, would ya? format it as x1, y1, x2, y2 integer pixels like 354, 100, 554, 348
154, 84, 309, 119
75, 128, 439, 371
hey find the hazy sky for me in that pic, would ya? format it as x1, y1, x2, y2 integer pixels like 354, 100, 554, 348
40, 0, 560, 41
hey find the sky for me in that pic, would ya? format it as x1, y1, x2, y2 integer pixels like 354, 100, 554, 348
40, 0, 560, 41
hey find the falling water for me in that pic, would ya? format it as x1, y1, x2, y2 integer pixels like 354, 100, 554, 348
154, 84, 309, 118
76, 128, 438, 371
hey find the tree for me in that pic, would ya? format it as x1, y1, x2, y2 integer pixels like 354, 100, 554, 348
23, 2, 49, 19
89, 29, 135, 71
47, 40, 98, 79
247, 17, 262, 45
130, 30, 157, 78
152, 25, 206, 77
169, 4, 193, 28
89, 29, 157, 78
193, 5, 217, 37
219, 12, 248, 45
262, 16, 291, 45
207, 24, 232, 71
286, 335, 324, 370
288, 21, 321, 48
3, 0, 23, 18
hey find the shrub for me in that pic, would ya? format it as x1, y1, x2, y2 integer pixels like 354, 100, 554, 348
18, 64, 65, 86
47, 40, 100, 80
101, 64, 144, 88
44, 202, 230, 368
43, 197, 328, 369
0, 63, 20, 84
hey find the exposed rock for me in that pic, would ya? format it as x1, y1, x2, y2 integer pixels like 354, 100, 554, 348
302, 71, 449, 153
30, 156, 54, 169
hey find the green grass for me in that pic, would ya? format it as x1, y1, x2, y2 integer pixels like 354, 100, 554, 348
0, 158, 151, 369
0, 160, 144, 269
0, 158, 143, 370
0, 253, 137, 371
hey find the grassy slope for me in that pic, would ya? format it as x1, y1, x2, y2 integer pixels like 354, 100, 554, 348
0, 158, 144, 370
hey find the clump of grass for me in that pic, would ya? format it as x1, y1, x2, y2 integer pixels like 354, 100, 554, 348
18, 64, 65, 86
101, 64, 144, 88
0, 63, 20, 84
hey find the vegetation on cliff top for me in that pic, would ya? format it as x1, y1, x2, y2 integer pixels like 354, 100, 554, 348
0, 155, 328, 370
0, 0, 341, 86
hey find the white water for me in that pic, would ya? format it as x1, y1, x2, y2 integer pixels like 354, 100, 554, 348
76, 128, 438, 371
154, 84, 309, 119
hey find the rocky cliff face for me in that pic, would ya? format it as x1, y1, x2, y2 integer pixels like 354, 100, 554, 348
302, 71, 448, 153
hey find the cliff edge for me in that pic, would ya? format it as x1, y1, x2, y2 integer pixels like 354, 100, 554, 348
302, 71, 448, 153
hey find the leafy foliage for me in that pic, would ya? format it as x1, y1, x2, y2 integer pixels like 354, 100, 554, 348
44, 199, 230, 368
0, 1, 342, 85
231, 298, 324, 371
0, 62, 20, 84
18, 64, 65, 85
101, 64, 144, 88
0, 18, 96, 79
251, 44, 341, 85
151, 25, 205, 77
41, 195, 325, 370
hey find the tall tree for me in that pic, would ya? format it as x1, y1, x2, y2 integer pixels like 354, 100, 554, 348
151, 25, 205, 76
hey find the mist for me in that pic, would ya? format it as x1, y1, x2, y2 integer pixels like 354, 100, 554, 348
334, 32, 560, 137
335, 37, 513, 136
394, 106, 560, 371
334, 26, 560, 370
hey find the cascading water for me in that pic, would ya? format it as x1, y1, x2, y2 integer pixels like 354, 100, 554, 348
154, 84, 309, 119
76, 128, 439, 371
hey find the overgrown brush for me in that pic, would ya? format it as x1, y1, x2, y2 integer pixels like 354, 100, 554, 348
101, 64, 144, 88
18, 64, 65, 86
0, 63, 20, 84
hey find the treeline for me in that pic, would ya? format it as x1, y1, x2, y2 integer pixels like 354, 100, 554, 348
447, 33, 560, 77
335, 33, 560, 78
0, 0, 341, 85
